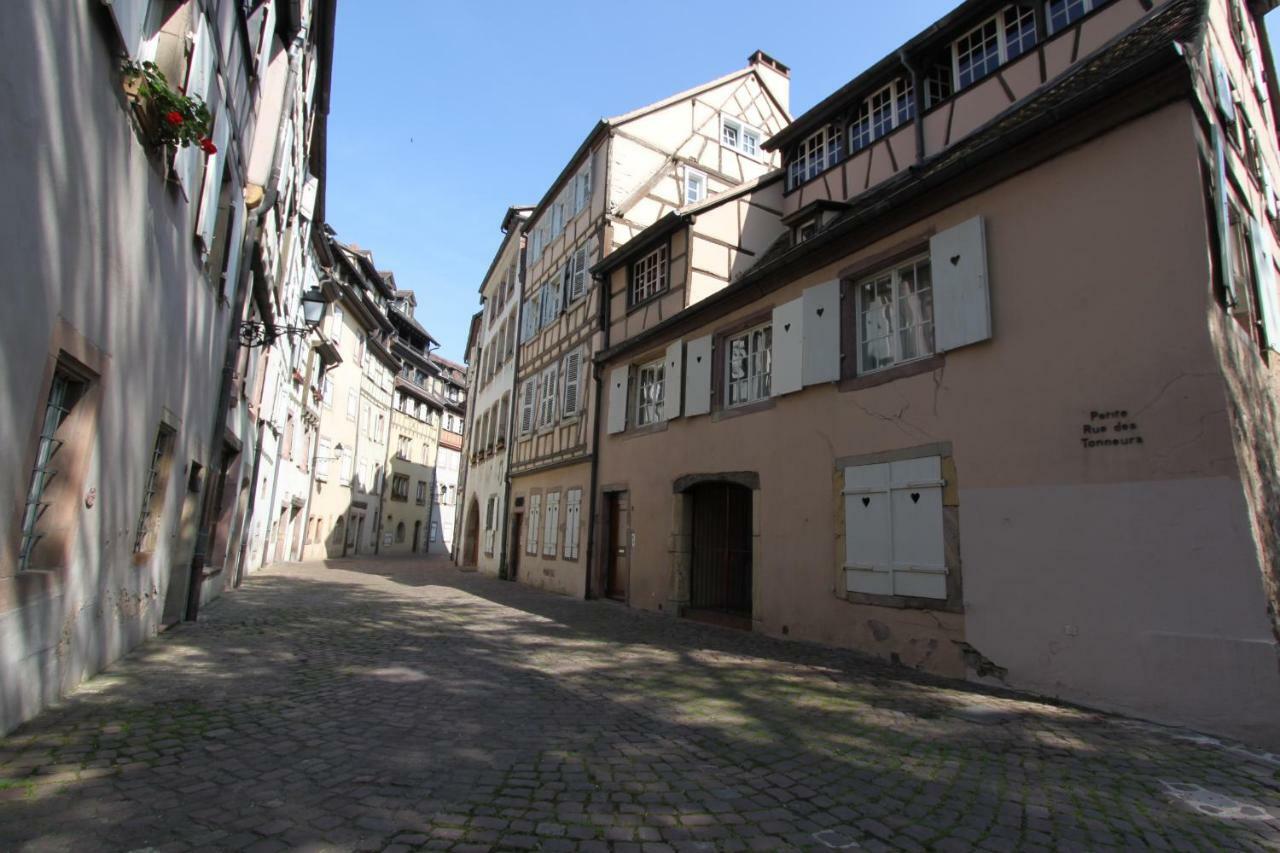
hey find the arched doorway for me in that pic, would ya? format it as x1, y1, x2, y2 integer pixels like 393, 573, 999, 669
688, 481, 753, 618
462, 497, 480, 566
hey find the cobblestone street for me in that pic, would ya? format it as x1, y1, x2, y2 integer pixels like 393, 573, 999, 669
1, 557, 1278, 852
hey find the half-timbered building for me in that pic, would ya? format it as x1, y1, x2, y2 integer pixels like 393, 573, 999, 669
592, 0, 1280, 747
508, 52, 792, 597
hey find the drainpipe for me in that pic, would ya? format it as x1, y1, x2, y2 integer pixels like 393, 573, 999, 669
900, 50, 925, 164
499, 234, 529, 580
582, 138, 612, 600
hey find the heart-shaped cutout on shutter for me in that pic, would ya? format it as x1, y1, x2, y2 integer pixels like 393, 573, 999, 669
911, 492, 920, 503
784, 323, 791, 332
862, 497, 870, 507
950, 254, 961, 266
696, 356, 702, 363
816, 307, 824, 317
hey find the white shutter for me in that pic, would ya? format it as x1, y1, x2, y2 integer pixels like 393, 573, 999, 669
1250, 218, 1280, 353
175, 14, 216, 201
564, 490, 581, 559
888, 456, 946, 599
196, 104, 230, 252
684, 334, 713, 417
569, 246, 588, 300
527, 494, 540, 554
299, 174, 319, 220
606, 366, 629, 434
802, 280, 840, 386
1248, 42, 1268, 102
562, 350, 581, 416
1265, 163, 1278, 221
931, 216, 992, 352
771, 297, 804, 396
543, 492, 560, 555
664, 340, 683, 420
520, 378, 535, 434
103, 0, 151, 59
222, 191, 246, 300
1213, 125, 1237, 307
843, 462, 893, 596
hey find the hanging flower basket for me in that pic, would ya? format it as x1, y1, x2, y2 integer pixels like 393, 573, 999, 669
122, 61, 216, 154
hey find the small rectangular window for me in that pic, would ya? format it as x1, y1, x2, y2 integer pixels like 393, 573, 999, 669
537, 364, 559, 428
684, 169, 707, 205
1047, 0, 1096, 34
635, 359, 665, 426
631, 245, 668, 306
133, 424, 177, 553
725, 323, 772, 407
722, 116, 763, 158
18, 367, 87, 570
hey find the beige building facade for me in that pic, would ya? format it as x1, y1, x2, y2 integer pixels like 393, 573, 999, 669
507, 53, 792, 597
593, 0, 1280, 747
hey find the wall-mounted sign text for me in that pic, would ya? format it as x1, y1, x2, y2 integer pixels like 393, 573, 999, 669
1081, 409, 1143, 449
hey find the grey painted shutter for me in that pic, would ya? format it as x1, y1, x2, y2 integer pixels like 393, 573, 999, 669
771, 298, 804, 396
802, 280, 840, 386
299, 174, 319, 220
1250, 218, 1280, 353
887, 456, 946, 599
684, 334, 713, 416
931, 216, 992, 352
222, 192, 246, 301
562, 350, 581, 415
175, 14, 216, 202
664, 340, 683, 420
519, 378, 535, 434
606, 366, 629, 434
104, 0, 151, 59
1212, 48, 1237, 125
843, 462, 892, 596
1213, 125, 1237, 307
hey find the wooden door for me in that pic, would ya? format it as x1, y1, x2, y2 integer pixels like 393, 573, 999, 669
606, 492, 628, 601
690, 482, 752, 615
509, 512, 523, 580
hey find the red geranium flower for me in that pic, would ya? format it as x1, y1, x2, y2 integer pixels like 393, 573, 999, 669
165, 111, 184, 125
199, 137, 218, 155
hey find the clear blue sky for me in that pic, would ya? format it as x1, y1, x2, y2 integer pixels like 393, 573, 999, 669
323, 2, 1280, 363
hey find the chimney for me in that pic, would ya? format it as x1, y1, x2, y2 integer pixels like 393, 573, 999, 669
748, 50, 791, 116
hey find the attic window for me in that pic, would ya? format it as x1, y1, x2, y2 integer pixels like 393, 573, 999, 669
953, 4, 1035, 89
722, 116, 762, 158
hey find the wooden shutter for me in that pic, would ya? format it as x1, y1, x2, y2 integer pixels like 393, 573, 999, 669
527, 494, 540, 554
196, 102, 229, 252
888, 456, 946, 599
520, 378, 535, 434
664, 340, 683, 420
771, 297, 804, 396
802, 280, 840, 386
103, 0, 151, 59
175, 14, 216, 201
684, 334, 713, 416
606, 366, 629, 434
931, 216, 992, 352
543, 492, 560, 555
222, 192, 246, 300
568, 246, 588, 301
1213, 125, 1237, 307
564, 489, 581, 558
1250, 217, 1280, 353
843, 462, 893, 596
1212, 48, 1237, 125
299, 174, 319, 220
562, 350, 581, 416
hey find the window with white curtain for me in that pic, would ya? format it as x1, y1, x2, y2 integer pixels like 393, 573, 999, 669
856, 257, 934, 374
635, 359, 665, 426
725, 324, 772, 407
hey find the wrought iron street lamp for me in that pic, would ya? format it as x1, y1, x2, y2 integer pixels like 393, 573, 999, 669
238, 285, 329, 347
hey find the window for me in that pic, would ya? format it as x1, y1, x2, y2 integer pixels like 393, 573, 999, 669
521, 294, 539, 342
397, 435, 411, 459
339, 445, 352, 486
540, 276, 561, 326
1047, 0, 1100, 34
537, 364, 558, 428
430, 521, 439, 542
395, 522, 406, 543
562, 350, 582, 417
843, 455, 948, 600
484, 495, 497, 554
953, 5, 1035, 89
923, 64, 954, 109
322, 376, 333, 409
631, 245, 668, 306
788, 125, 843, 188
417, 480, 427, 505
725, 324, 772, 408
497, 393, 510, 445
635, 359, 665, 426
526, 493, 541, 555
520, 377, 536, 434
722, 116, 762, 157
856, 257, 934, 374
392, 474, 410, 501
133, 424, 176, 553
18, 367, 87, 570
316, 438, 331, 481
849, 80, 913, 154
346, 389, 357, 420
574, 160, 593, 215
328, 304, 344, 345
684, 169, 707, 204
795, 218, 819, 244
563, 488, 582, 560
543, 491, 560, 557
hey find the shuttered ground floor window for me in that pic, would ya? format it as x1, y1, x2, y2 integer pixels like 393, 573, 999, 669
843, 455, 948, 600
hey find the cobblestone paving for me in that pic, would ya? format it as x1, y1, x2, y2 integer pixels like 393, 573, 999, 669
2, 558, 1279, 852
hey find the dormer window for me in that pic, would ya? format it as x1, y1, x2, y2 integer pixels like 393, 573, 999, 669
722, 116, 762, 158
850, 79, 914, 154
1047, 0, 1101, 34
684, 168, 707, 204
953, 4, 1035, 89
788, 125, 843, 189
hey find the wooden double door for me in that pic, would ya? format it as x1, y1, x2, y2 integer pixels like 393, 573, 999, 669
688, 482, 753, 616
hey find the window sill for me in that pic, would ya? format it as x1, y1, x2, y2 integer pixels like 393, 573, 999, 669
623, 419, 670, 439
712, 396, 776, 422
840, 354, 943, 393
627, 288, 670, 316
841, 588, 963, 615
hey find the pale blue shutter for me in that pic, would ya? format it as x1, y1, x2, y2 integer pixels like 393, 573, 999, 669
1250, 218, 1280, 353
103, 0, 151, 59
196, 104, 230, 252
175, 14, 215, 202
